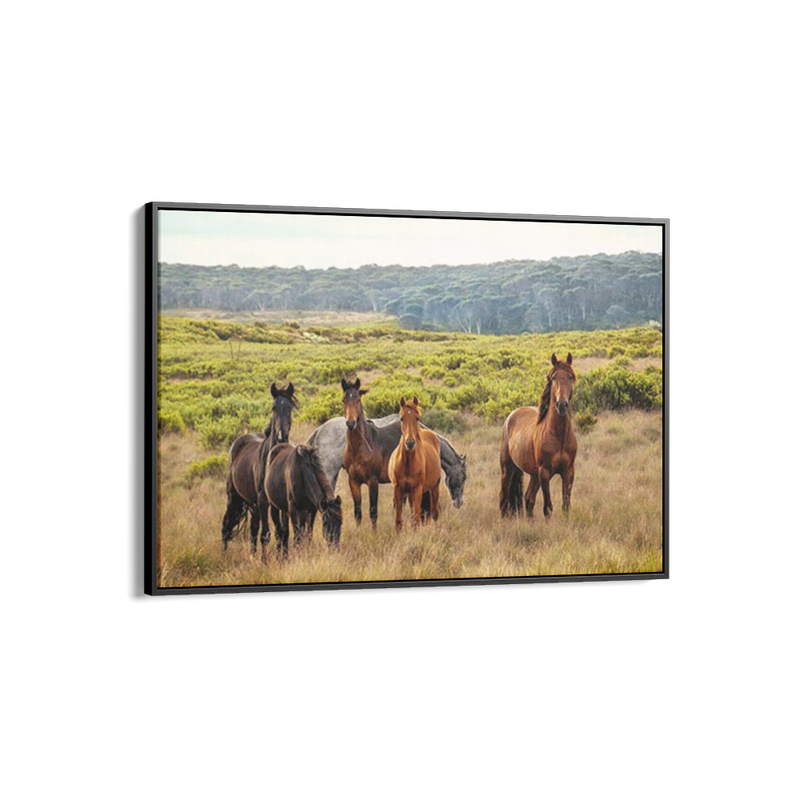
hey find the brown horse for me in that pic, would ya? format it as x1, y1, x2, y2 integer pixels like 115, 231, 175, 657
388, 397, 441, 531
341, 377, 391, 530
499, 354, 577, 520
221, 382, 297, 553
265, 443, 343, 556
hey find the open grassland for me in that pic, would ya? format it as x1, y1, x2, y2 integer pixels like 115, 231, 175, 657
156, 318, 663, 588
158, 411, 662, 588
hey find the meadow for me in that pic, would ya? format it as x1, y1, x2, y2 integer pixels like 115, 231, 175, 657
156, 316, 664, 588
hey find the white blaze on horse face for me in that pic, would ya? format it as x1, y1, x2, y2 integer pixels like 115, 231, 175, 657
400, 406, 420, 449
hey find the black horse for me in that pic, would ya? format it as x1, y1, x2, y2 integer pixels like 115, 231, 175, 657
221, 382, 298, 554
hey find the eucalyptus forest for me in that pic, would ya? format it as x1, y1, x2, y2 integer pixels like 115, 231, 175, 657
159, 250, 662, 334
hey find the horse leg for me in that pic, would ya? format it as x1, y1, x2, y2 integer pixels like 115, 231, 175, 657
500, 460, 523, 517
368, 479, 379, 531
249, 507, 260, 555
394, 484, 404, 531
429, 483, 440, 523
349, 476, 363, 526
307, 509, 318, 542
524, 471, 539, 518
420, 491, 430, 523
289, 504, 305, 546
271, 506, 288, 557
257, 490, 271, 557
562, 464, 575, 514
411, 485, 424, 527
539, 467, 554, 519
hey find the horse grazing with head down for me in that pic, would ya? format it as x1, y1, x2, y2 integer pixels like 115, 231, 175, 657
499, 354, 577, 520
221, 382, 297, 554
265, 443, 343, 556
388, 397, 441, 531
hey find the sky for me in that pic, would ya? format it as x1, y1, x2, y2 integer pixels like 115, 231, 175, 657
158, 209, 663, 270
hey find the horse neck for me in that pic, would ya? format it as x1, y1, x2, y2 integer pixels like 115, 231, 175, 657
347, 409, 373, 451
301, 459, 328, 510
545, 401, 572, 439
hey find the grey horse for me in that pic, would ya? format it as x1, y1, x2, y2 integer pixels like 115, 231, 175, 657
307, 414, 467, 508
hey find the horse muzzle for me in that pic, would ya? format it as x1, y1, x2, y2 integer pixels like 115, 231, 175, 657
556, 401, 569, 416
405, 439, 416, 450
346, 419, 356, 431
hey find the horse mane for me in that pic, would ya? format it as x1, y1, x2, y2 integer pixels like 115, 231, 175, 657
296, 445, 335, 499
537, 380, 552, 422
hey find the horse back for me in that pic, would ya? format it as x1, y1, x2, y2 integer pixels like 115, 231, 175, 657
229, 433, 263, 506
420, 429, 441, 489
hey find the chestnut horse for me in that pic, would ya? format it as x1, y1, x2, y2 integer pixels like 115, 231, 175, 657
341, 377, 399, 530
388, 397, 441, 531
499, 354, 577, 520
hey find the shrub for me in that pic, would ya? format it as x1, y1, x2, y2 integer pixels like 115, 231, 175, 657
422, 408, 469, 434
577, 366, 662, 414
298, 387, 342, 425
186, 454, 228, 482
158, 409, 186, 434
575, 411, 598, 433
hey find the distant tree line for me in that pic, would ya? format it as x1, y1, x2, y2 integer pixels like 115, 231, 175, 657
158, 251, 663, 334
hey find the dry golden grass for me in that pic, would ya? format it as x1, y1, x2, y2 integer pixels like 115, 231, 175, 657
157, 411, 663, 588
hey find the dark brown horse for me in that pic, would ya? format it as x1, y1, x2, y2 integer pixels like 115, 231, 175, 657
265, 444, 343, 556
388, 397, 441, 531
221, 383, 297, 553
499, 354, 577, 520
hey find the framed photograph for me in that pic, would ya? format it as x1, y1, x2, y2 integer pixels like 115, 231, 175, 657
146, 202, 668, 595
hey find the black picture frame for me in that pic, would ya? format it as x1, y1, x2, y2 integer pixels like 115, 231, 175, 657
143, 201, 672, 596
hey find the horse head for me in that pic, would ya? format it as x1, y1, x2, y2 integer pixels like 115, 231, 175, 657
548, 353, 576, 416
341, 377, 368, 431
321, 495, 343, 546
269, 382, 297, 443
446, 453, 468, 508
399, 396, 422, 451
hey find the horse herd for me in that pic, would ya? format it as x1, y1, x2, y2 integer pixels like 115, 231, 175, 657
221, 354, 577, 561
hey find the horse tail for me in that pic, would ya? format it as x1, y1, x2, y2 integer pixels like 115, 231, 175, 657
499, 416, 523, 517
222, 470, 248, 549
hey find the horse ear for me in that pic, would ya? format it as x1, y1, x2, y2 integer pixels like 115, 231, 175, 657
566, 353, 572, 365
400, 396, 406, 407
461, 454, 467, 463
320, 496, 329, 510
286, 382, 294, 396
551, 353, 558, 367
271, 382, 278, 397
412, 396, 419, 406
354, 377, 361, 390
359, 389, 369, 396
341, 378, 349, 391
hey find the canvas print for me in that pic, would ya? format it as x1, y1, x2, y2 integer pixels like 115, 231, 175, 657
147, 204, 667, 593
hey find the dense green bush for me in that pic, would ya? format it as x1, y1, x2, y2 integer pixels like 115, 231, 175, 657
577, 366, 662, 414
158, 318, 663, 443
186, 454, 228, 482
